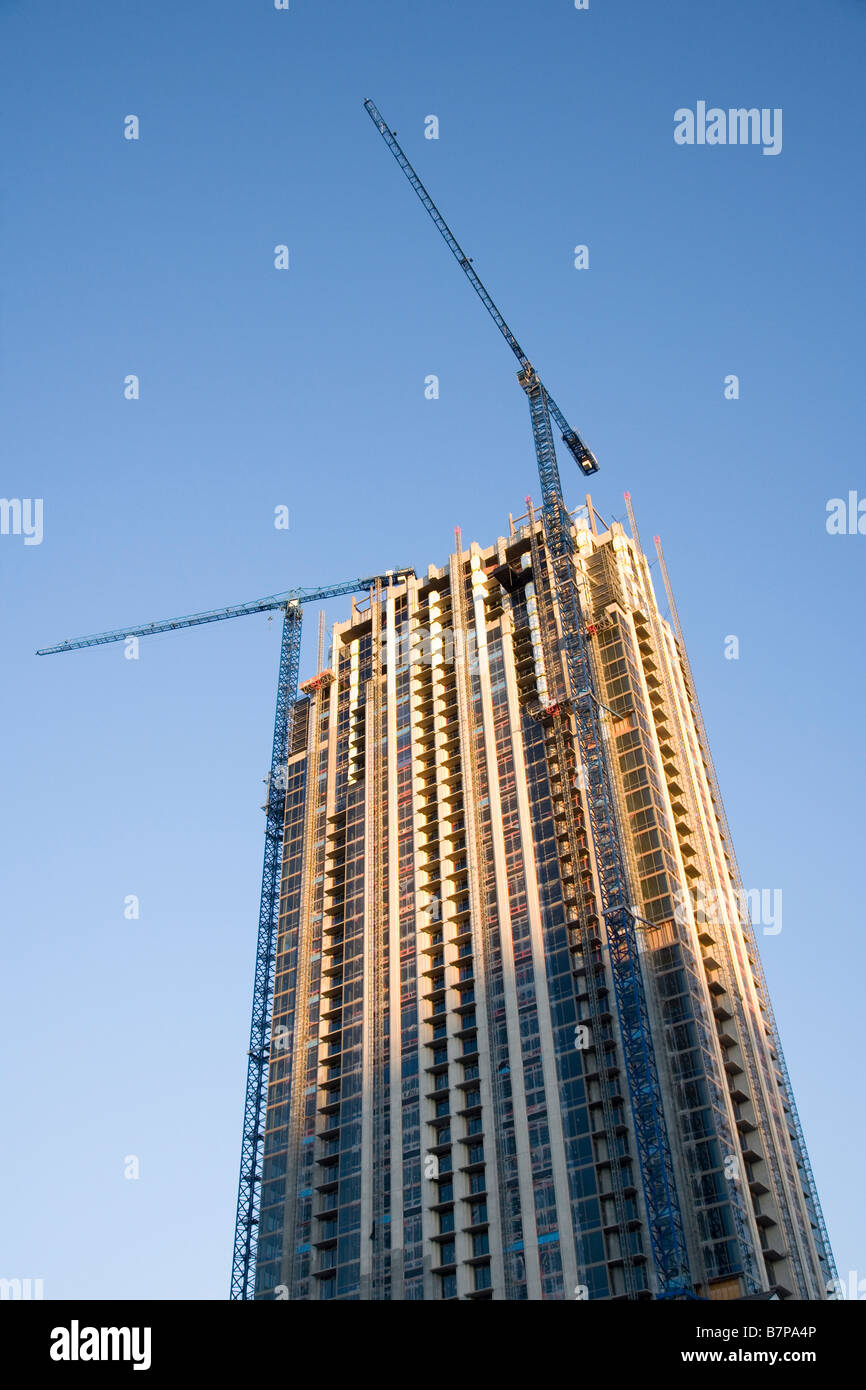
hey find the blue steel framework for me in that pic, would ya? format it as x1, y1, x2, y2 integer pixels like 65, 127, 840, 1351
37, 572, 410, 1303
365, 104, 691, 1295
524, 382, 691, 1294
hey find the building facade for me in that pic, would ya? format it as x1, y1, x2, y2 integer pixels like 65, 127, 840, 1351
252, 502, 835, 1301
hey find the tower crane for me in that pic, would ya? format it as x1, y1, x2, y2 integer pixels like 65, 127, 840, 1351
365, 101, 692, 1296
38, 569, 413, 1301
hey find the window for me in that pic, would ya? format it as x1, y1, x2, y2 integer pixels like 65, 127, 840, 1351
440, 1273, 457, 1299
468, 1142, 484, 1164
439, 1210, 455, 1234
470, 1201, 487, 1224
472, 1232, 489, 1257
438, 1241, 456, 1266
464, 1088, 481, 1108
473, 1263, 492, 1291
469, 1170, 486, 1194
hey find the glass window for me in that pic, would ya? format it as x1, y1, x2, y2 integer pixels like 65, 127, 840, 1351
474, 1262, 492, 1291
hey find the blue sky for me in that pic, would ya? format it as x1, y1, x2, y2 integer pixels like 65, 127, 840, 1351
2, 0, 863, 1299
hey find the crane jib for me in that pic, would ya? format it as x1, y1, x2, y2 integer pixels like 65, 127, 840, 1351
364, 98, 599, 477
35, 572, 413, 656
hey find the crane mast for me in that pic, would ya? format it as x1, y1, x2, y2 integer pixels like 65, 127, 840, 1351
366, 102, 692, 1295
233, 601, 302, 1302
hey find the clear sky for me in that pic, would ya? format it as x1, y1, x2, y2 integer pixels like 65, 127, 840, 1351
2, 0, 863, 1300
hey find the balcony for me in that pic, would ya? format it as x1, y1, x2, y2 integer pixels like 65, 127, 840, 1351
761, 1244, 787, 1264
313, 1221, 338, 1245
426, 1082, 450, 1107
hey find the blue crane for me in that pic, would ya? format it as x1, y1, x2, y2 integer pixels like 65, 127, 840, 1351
366, 101, 692, 1297
38, 570, 413, 1301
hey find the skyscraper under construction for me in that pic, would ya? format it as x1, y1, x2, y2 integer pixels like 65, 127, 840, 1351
251, 498, 835, 1302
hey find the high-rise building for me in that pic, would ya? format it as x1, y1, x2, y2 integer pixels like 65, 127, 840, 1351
252, 500, 835, 1301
